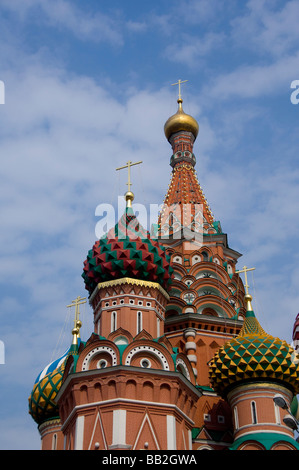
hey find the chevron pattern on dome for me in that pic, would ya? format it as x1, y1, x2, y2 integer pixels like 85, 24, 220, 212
238, 311, 267, 336
209, 308, 299, 397
82, 208, 173, 294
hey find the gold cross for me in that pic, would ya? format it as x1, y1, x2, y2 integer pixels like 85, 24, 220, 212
116, 160, 142, 193
67, 296, 87, 338
171, 79, 188, 100
236, 266, 255, 295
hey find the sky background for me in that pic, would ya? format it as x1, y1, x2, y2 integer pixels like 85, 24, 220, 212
0, 0, 299, 449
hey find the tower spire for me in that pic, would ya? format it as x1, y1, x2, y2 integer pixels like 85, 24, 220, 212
159, 84, 214, 237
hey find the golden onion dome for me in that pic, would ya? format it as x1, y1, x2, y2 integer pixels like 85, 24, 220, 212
164, 98, 199, 141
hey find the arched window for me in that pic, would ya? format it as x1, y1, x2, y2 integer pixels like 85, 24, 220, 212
111, 311, 117, 332
227, 263, 233, 274
201, 251, 208, 262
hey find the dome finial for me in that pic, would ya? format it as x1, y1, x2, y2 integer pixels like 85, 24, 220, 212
171, 78, 188, 102
116, 160, 143, 208
67, 295, 86, 344
164, 80, 199, 141
236, 265, 256, 312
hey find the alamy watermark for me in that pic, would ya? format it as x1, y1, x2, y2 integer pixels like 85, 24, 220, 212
290, 80, 299, 105
0, 340, 4, 364
0, 80, 5, 104
95, 197, 204, 245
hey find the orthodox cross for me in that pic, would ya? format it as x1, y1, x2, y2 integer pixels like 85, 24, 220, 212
67, 295, 87, 338
171, 79, 188, 100
236, 266, 255, 295
116, 160, 143, 193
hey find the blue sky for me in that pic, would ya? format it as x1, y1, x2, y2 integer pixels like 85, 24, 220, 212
0, 0, 299, 449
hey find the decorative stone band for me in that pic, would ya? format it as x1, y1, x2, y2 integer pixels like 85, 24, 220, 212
185, 342, 196, 352
38, 418, 61, 434
89, 277, 170, 303
187, 354, 197, 364
184, 328, 196, 339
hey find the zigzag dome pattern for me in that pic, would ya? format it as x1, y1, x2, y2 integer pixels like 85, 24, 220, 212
209, 298, 299, 397
82, 207, 174, 294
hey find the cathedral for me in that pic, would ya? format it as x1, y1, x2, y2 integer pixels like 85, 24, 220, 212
28, 87, 299, 451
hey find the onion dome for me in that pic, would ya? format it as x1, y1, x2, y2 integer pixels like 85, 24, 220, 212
292, 312, 299, 351
209, 294, 299, 397
28, 331, 81, 425
164, 98, 199, 141
82, 206, 174, 295
28, 348, 69, 425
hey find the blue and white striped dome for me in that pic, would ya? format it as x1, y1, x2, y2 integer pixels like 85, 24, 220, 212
29, 341, 80, 425
33, 347, 70, 385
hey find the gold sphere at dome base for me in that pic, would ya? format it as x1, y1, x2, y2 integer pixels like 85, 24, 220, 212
125, 191, 134, 207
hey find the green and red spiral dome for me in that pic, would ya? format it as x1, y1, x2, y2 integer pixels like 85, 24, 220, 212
82, 208, 173, 294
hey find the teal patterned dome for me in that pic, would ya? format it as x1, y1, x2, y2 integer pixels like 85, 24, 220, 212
209, 298, 299, 397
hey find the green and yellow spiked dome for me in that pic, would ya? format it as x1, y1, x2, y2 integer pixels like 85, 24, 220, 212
28, 350, 68, 425
28, 340, 79, 425
209, 294, 299, 397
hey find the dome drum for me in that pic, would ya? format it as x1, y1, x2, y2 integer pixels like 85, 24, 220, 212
170, 150, 196, 168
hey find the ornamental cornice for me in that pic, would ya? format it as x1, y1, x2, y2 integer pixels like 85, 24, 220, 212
89, 277, 170, 303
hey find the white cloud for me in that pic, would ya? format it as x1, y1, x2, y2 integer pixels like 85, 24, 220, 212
1, 0, 123, 46
205, 51, 299, 99
231, 0, 299, 58
176, 0, 226, 25
165, 32, 226, 67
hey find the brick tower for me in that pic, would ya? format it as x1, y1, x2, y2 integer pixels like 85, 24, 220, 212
158, 89, 248, 448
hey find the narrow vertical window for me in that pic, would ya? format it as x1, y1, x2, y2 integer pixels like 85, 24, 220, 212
251, 401, 257, 424
274, 402, 281, 424
111, 311, 117, 332
157, 317, 160, 337
137, 311, 142, 334
52, 433, 57, 450
234, 406, 239, 430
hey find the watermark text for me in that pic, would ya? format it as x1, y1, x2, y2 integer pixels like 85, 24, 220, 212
0, 80, 5, 104
95, 197, 204, 244
290, 80, 299, 105
0, 340, 5, 364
